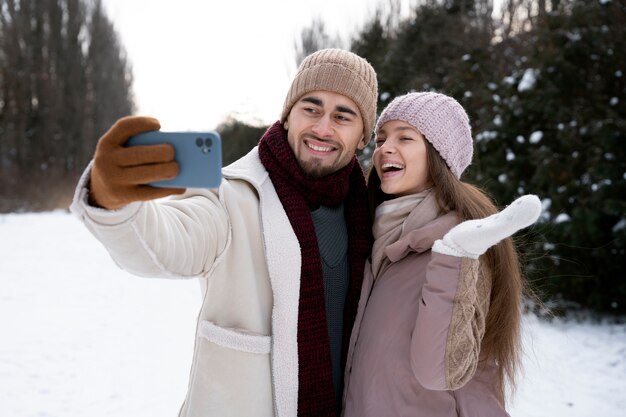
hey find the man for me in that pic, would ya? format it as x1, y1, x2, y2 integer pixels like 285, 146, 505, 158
70, 48, 378, 417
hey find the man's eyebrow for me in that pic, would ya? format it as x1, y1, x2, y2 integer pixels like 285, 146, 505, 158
301, 96, 323, 106
300, 96, 358, 117
336, 105, 358, 117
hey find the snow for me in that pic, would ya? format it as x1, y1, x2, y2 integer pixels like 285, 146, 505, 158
506, 149, 516, 161
0, 212, 199, 417
543, 242, 556, 250
613, 218, 626, 233
2, 211, 626, 417
566, 30, 582, 42
529, 131, 544, 144
513, 314, 626, 417
504, 75, 516, 85
518, 69, 538, 92
555, 213, 572, 223
476, 130, 498, 142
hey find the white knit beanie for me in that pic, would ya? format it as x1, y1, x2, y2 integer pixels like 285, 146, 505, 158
375, 92, 473, 178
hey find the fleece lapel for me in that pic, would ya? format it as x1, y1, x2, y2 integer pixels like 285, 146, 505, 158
222, 148, 300, 417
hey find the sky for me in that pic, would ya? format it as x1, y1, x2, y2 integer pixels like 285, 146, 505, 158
101, 0, 413, 131
1, 211, 625, 417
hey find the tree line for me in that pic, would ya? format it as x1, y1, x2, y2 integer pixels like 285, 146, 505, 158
0, 0, 133, 211
1, 0, 623, 315
310, 0, 626, 315
266, 0, 626, 315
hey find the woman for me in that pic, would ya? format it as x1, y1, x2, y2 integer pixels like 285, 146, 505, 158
342, 92, 541, 416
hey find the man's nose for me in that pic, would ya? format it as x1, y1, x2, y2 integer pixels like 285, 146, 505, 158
312, 115, 334, 138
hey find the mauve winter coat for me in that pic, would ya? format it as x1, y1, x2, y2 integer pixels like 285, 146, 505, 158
342, 211, 509, 417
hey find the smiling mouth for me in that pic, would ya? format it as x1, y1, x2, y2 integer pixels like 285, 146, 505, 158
381, 162, 405, 173
304, 137, 337, 154
307, 142, 335, 152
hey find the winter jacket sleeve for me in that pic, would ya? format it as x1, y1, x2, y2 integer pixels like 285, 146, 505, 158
70, 161, 230, 278
410, 252, 492, 391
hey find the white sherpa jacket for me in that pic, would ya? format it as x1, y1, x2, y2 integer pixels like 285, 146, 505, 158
70, 147, 301, 417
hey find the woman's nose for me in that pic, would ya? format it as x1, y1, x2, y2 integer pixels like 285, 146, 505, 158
380, 141, 396, 153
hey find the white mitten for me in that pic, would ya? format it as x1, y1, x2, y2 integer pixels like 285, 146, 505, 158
432, 194, 542, 259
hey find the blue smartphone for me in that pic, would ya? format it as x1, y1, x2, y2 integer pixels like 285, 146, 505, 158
126, 131, 222, 189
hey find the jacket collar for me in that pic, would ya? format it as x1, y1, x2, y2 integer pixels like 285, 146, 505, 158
222, 146, 269, 186
385, 212, 459, 262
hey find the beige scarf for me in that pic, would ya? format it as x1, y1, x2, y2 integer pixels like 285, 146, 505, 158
371, 189, 440, 279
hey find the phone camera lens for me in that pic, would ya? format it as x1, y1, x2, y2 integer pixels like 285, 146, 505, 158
195, 138, 203, 147
204, 137, 213, 147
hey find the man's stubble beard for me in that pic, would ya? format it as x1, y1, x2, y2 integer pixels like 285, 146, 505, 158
297, 158, 339, 179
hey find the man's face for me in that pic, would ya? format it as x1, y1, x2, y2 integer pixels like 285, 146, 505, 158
284, 91, 366, 179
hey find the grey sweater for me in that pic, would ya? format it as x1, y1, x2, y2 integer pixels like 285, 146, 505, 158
311, 203, 350, 405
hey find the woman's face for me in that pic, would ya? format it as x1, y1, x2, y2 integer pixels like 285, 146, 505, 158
373, 120, 430, 197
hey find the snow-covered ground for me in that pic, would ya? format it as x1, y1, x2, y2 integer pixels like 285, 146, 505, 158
1, 211, 625, 417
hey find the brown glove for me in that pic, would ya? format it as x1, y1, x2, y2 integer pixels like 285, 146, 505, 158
89, 116, 185, 210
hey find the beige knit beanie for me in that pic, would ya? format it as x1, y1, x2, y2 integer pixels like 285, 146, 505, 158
376, 92, 473, 178
281, 48, 378, 141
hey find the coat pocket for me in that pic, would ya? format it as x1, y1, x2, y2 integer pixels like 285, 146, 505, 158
199, 320, 271, 354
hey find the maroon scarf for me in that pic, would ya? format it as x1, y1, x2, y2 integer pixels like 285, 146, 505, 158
258, 121, 370, 416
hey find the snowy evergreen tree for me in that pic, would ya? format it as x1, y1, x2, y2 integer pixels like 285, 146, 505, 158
473, 0, 626, 313
349, 0, 626, 313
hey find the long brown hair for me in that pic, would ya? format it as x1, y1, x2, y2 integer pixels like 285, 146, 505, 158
368, 140, 526, 400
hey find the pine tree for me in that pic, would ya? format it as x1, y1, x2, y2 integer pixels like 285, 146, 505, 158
476, 0, 626, 313
349, 0, 626, 313
0, 0, 134, 212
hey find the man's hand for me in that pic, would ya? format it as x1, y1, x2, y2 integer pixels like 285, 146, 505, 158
89, 116, 185, 209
